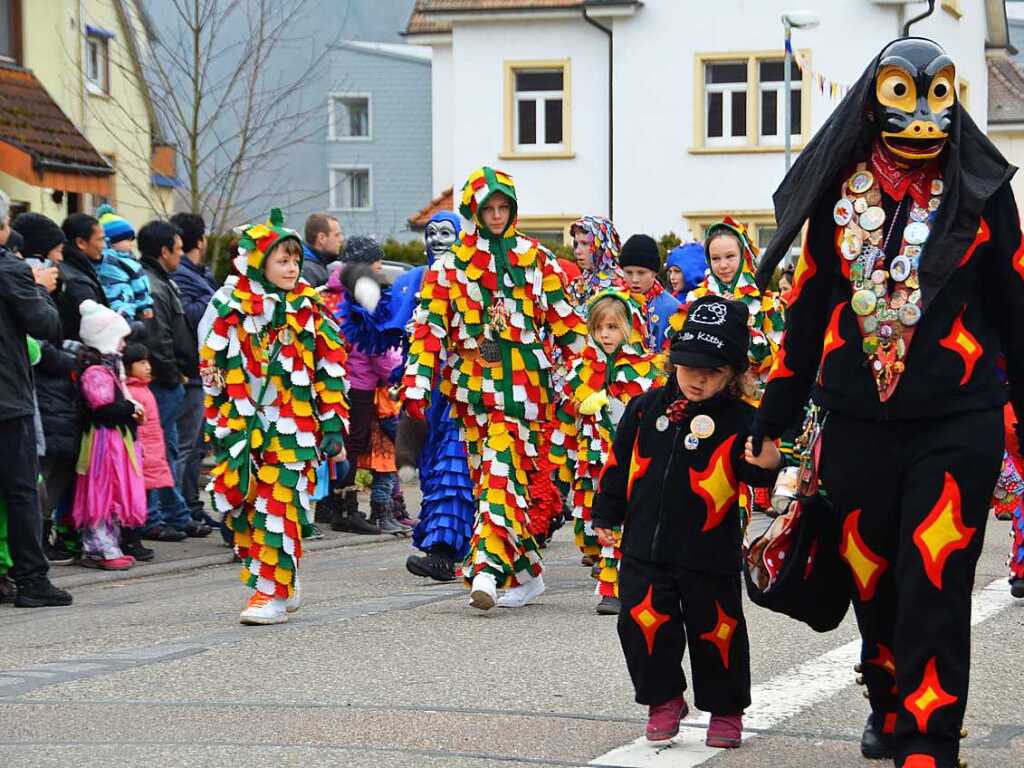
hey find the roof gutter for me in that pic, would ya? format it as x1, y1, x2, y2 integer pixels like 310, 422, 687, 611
582, 7, 613, 220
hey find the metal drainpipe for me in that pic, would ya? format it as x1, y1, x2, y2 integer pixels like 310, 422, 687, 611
582, 8, 613, 220
903, 0, 936, 37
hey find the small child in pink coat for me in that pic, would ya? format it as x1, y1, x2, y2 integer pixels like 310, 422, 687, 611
123, 344, 175, 493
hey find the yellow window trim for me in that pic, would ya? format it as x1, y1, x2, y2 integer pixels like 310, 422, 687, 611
682, 209, 777, 244
517, 213, 581, 246
692, 49, 812, 153
941, 0, 963, 20
503, 58, 573, 160
958, 75, 970, 111
688, 144, 806, 155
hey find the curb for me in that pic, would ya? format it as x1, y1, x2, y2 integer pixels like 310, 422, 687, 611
50, 532, 410, 590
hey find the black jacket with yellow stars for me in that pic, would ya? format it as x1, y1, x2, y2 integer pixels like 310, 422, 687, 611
592, 381, 777, 575
755, 180, 1024, 439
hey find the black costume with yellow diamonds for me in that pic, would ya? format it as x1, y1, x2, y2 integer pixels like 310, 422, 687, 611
754, 38, 1024, 768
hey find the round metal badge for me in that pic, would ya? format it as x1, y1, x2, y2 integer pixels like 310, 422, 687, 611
841, 230, 863, 261
890, 255, 912, 283
854, 197, 868, 214
870, 269, 887, 285
910, 205, 928, 223
862, 315, 879, 333
690, 414, 715, 439
859, 206, 886, 232
928, 197, 941, 212
904, 221, 930, 245
851, 289, 877, 316
890, 289, 908, 309
898, 303, 922, 326
684, 433, 700, 451
278, 328, 295, 345
655, 415, 670, 433
930, 178, 944, 196
849, 170, 874, 195
833, 198, 854, 226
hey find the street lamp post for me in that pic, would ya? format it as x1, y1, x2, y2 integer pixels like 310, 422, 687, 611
782, 11, 820, 172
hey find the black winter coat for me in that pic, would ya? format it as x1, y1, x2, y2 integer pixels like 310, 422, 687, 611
0, 247, 62, 419
141, 255, 198, 386
34, 341, 82, 458
58, 245, 107, 342
592, 382, 777, 575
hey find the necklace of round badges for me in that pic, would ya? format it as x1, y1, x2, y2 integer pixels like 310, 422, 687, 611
833, 162, 943, 401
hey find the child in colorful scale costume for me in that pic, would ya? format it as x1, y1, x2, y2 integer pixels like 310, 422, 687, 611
992, 404, 1024, 597
199, 209, 349, 625
669, 218, 785, 404
401, 167, 586, 610
552, 289, 666, 615
567, 216, 626, 309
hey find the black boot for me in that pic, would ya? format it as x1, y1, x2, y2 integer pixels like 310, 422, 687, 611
406, 545, 457, 582
314, 497, 334, 524
1011, 578, 1024, 598
370, 500, 405, 534
121, 528, 155, 562
860, 713, 893, 760
14, 578, 73, 608
331, 491, 380, 535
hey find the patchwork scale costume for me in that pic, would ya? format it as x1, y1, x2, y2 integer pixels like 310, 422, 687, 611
566, 216, 626, 309
402, 167, 585, 596
752, 39, 1024, 768
676, 217, 785, 401
200, 210, 349, 609
552, 290, 665, 604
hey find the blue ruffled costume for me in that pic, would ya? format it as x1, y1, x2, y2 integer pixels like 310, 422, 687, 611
390, 211, 475, 559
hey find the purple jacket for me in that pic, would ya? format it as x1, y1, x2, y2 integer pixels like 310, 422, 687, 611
346, 346, 403, 392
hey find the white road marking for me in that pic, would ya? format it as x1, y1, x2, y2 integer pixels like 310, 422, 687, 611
590, 577, 1015, 767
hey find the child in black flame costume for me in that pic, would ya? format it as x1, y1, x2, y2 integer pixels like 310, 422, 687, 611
751, 38, 1024, 768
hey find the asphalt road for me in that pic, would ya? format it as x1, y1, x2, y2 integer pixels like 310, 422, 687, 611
1, 513, 1022, 768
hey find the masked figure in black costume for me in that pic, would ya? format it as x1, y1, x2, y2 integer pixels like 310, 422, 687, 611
753, 38, 1024, 768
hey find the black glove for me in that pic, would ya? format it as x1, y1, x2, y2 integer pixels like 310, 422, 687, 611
92, 400, 136, 428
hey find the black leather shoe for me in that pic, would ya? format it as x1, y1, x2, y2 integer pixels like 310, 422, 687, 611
143, 525, 187, 542
1011, 578, 1024, 598
182, 522, 212, 538
860, 714, 894, 760
122, 540, 155, 561
406, 552, 456, 582
14, 579, 73, 608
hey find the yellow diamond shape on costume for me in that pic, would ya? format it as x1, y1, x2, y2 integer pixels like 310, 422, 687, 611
716, 623, 732, 641
917, 502, 960, 560
637, 610, 658, 629
914, 687, 940, 712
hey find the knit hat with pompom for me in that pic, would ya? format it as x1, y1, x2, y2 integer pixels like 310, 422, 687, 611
78, 299, 132, 355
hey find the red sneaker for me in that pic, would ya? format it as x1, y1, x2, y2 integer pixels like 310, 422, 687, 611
82, 556, 134, 571
706, 713, 743, 748
645, 696, 689, 742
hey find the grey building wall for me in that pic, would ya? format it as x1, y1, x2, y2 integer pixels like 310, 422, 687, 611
324, 44, 432, 243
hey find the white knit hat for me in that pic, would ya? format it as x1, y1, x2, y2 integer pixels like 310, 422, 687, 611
78, 299, 131, 355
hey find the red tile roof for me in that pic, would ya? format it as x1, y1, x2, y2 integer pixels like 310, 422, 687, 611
408, 187, 454, 229
0, 63, 113, 174
988, 57, 1024, 125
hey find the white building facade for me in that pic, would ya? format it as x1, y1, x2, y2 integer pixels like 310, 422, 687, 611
407, 0, 1008, 249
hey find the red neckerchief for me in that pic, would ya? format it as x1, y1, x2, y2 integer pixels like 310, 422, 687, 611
666, 397, 690, 423
869, 140, 941, 208
644, 280, 665, 303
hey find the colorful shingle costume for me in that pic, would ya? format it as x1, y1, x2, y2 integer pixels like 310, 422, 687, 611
676, 218, 785, 400
402, 167, 585, 600
567, 216, 626, 308
553, 290, 665, 605
199, 209, 349, 615
752, 39, 1023, 768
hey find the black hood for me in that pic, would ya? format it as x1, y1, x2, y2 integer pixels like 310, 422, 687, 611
756, 37, 1015, 312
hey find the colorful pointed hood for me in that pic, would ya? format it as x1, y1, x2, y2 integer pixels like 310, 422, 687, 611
586, 288, 649, 356
701, 216, 760, 299
232, 208, 304, 292
459, 166, 518, 240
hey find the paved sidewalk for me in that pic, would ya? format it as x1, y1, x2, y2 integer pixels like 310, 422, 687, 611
49, 482, 423, 590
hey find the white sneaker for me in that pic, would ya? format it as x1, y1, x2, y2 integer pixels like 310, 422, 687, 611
497, 574, 545, 608
239, 593, 288, 625
285, 577, 301, 613
469, 571, 497, 611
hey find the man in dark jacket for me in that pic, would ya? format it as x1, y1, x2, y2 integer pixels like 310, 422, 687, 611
0, 192, 72, 607
301, 212, 344, 287
138, 220, 210, 539
169, 212, 217, 523
58, 214, 108, 341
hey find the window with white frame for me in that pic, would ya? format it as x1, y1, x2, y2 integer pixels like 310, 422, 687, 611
758, 59, 801, 145
85, 29, 111, 94
697, 53, 807, 150
329, 94, 370, 140
513, 68, 565, 151
330, 167, 371, 211
704, 61, 748, 147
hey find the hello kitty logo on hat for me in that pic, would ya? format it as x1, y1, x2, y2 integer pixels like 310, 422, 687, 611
689, 301, 728, 325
